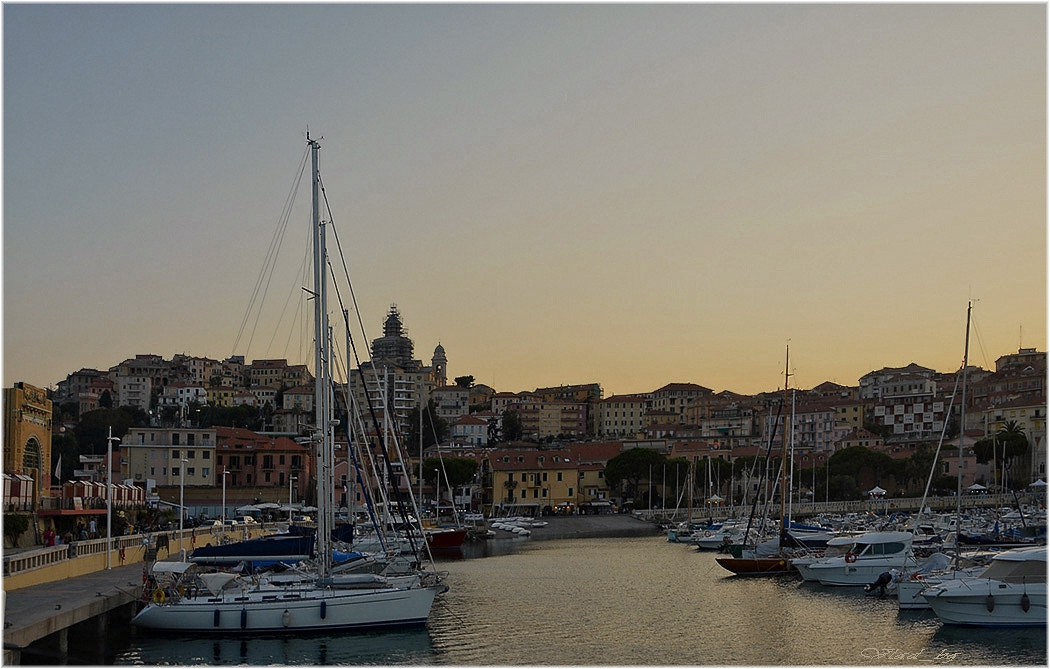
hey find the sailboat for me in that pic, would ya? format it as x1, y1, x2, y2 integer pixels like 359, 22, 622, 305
132, 135, 442, 633
715, 345, 799, 575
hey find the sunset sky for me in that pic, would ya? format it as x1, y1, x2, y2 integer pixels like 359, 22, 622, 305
4, 4, 1046, 398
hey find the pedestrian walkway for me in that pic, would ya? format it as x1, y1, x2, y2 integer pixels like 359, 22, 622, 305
3, 559, 146, 660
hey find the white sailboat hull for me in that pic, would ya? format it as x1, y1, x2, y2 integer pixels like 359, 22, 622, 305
132, 585, 438, 633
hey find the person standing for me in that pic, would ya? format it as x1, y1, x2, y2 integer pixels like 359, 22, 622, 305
44, 528, 56, 546
89, 518, 97, 539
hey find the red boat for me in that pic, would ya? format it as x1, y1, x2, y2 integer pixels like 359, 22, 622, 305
715, 555, 794, 576
425, 526, 468, 549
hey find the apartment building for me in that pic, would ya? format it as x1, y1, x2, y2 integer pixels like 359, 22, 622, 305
648, 383, 712, 424
487, 448, 578, 511
596, 394, 648, 438
120, 426, 218, 489
157, 382, 208, 408
450, 414, 488, 447
432, 385, 470, 423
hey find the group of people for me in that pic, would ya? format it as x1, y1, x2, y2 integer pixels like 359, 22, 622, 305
42, 519, 100, 547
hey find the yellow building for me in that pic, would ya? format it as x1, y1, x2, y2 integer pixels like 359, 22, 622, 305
487, 448, 578, 514
3, 382, 53, 508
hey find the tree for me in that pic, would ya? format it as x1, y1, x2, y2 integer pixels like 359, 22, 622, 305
973, 421, 1029, 464
422, 456, 478, 490
3, 514, 30, 547
51, 431, 79, 481
454, 376, 475, 389
406, 401, 448, 450
827, 446, 903, 494
603, 448, 665, 501
501, 409, 523, 443
75, 408, 134, 454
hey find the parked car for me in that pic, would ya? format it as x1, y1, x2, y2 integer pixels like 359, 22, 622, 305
222, 519, 241, 527
234, 516, 258, 525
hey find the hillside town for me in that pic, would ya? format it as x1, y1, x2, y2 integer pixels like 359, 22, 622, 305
3, 304, 1046, 542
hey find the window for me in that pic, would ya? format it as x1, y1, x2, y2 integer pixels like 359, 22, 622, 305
187, 434, 195, 446
521, 473, 527, 483
202, 468, 209, 477
203, 451, 210, 460
172, 434, 180, 446
150, 467, 155, 476
171, 450, 181, 459
568, 487, 574, 497
187, 468, 195, 476
172, 467, 180, 476
280, 455, 286, 465
187, 450, 195, 459
557, 472, 563, 482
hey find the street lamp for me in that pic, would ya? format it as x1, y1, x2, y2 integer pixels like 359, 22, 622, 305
179, 458, 188, 560
288, 475, 298, 521
106, 427, 120, 570
221, 467, 230, 524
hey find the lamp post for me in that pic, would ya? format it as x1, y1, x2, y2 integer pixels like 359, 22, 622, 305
179, 458, 188, 560
106, 427, 120, 570
221, 467, 230, 524
288, 475, 297, 521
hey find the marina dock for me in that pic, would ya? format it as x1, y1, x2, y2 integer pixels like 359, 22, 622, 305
3, 560, 144, 664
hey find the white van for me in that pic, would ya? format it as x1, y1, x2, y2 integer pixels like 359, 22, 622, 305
234, 515, 258, 524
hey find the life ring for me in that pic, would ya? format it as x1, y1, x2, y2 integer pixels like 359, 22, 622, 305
151, 588, 167, 604
704, 531, 712, 537
845, 552, 858, 564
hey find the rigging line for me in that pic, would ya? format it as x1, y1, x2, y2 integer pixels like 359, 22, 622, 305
319, 175, 375, 374
278, 283, 307, 361
316, 173, 424, 554
231, 146, 310, 356
969, 311, 992, 370
267, 233, 312, 357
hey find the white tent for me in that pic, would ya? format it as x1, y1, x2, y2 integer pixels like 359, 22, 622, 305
868, 486, 886, 497
1028, 479, 1047, 489
967, 483, 987, 492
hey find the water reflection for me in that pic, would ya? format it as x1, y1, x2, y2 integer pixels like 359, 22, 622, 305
123, 628, 435, 665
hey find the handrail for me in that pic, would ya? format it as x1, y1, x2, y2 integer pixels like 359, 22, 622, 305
3, 523, 277, 579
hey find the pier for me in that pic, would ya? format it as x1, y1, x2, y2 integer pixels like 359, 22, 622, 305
2, 524, 276, 664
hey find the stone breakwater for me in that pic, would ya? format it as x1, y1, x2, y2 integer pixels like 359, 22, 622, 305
524, 514, 664, 541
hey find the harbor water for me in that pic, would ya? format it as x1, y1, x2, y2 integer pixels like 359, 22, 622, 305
103, 535, 1044, 666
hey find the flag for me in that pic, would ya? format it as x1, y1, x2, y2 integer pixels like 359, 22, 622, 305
54, 454, 62, 479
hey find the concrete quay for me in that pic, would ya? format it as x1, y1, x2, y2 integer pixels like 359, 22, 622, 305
2, 560, 145, 664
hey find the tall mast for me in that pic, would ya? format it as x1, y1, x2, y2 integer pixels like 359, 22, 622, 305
955, 301, 972, 535
780, 343, 791, 537
309, 133, 332, 580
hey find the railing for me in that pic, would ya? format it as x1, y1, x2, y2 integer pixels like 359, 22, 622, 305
2, 523, 279, 580
636, 493, 1035, 524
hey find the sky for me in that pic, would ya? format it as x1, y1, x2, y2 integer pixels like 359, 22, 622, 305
3, 4, 1046, 399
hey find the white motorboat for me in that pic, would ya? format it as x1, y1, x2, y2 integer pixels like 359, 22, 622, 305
133, 136, 442, 634
922, 545, 1046, 627
895, 552, 992, 610
805, 531, 915, 586
792, 535, 857, 582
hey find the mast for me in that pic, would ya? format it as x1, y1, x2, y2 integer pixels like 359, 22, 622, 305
309, 133, 333, 580
780, 344, 791, 539
954, 301, 971, 549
